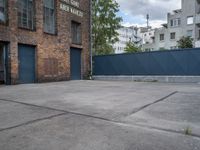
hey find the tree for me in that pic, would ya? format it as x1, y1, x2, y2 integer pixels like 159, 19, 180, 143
92, 0, 122, 55
95, 43, 114, 55
159, 47, 166, 51
177, 36, 193, 48
124, 41, 142, 53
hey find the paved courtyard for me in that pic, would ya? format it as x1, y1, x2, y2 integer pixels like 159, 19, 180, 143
0, 80, 200, 150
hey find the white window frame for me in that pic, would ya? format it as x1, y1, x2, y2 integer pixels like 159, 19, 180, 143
187, 16, 194, 25
187, 30, 193, 37
170, 18, 181, 27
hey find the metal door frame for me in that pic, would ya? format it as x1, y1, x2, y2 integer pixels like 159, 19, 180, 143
0, 43, 6, 84
3, 45, 7, 83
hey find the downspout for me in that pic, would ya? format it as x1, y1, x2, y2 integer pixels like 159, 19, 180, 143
89, 0, 93, 78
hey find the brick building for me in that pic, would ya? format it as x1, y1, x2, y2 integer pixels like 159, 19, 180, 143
0, 0, 91, 84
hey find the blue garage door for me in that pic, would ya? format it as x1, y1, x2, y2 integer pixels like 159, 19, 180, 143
18, 45, 35, 84
70, 48, 81, 80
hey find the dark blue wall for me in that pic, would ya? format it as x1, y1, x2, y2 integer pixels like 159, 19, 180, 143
93, 48, 200, 76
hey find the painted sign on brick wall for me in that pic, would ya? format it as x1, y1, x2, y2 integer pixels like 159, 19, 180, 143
60, 0, 84, 17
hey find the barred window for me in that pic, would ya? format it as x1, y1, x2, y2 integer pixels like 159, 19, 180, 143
18, 0, 35, 30
160, 34, 165, 41
170, 32, 176, 40
43, 0, 55, 34
71, 21, 81, 44
0, 0, 7, 23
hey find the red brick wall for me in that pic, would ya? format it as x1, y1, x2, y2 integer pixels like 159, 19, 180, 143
0, 0, 90, 84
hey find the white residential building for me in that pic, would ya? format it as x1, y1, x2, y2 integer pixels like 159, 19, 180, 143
113, 26, 145, 54
113, 26, 136, 54
140, 27, 155, 51
143, 0, 200, 51
113, 26, 153, 53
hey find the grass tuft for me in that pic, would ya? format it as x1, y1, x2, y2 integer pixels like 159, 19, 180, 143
184, 127, 192, 135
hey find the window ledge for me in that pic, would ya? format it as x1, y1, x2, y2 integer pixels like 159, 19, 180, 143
170, 26, 180, 28
18, 27, 36, 32
44, 31, 57, 36
71, 43, 83, 49
159, 40, 165, 42
0, 21, 8, 26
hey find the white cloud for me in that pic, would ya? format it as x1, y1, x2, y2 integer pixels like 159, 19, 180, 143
122, 20, 166, 28
117, 0, 181, 20
116, 0, 181, 28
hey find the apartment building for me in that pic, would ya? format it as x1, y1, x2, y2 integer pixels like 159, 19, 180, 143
143, 0, 200, 51
113, 26, 154, 54
140, 27, 155, 51
0, 0, 90, 85
113, 26, 136, 54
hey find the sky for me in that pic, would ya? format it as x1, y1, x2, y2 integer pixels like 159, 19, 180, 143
116, 0, 181, 28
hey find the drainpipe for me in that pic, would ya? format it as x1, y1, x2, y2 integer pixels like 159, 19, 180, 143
89, 0, 93, 78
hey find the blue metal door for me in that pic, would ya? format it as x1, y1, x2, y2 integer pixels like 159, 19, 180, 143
70, 48, 81, 80
18, 45, 35, 84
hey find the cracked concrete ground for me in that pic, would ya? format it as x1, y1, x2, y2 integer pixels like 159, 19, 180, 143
0, 80, 200, 150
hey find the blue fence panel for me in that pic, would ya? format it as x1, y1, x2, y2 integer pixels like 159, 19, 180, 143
93, 48, 200, 76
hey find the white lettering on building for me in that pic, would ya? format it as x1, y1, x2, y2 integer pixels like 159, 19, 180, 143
60, 3, 70, 12
62, 0, 70, 3
70, 0, 79, 8
60, 1, 83, 17
70, 7, 83, 17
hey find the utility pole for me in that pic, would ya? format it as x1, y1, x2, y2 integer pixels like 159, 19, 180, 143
146, 14, 149, 28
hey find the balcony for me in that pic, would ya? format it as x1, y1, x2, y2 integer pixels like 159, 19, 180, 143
195, 14, 200, 25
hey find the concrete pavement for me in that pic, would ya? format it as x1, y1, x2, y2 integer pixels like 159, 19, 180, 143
0, 80, 200, 150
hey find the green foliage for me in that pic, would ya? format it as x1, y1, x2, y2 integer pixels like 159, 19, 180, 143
124, 41, 142, 53
184, 126, 192, 135
177, 36, 193, 49
92, 0, 122, 55
95, 43, 114, 55
159, 47, 166, 51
